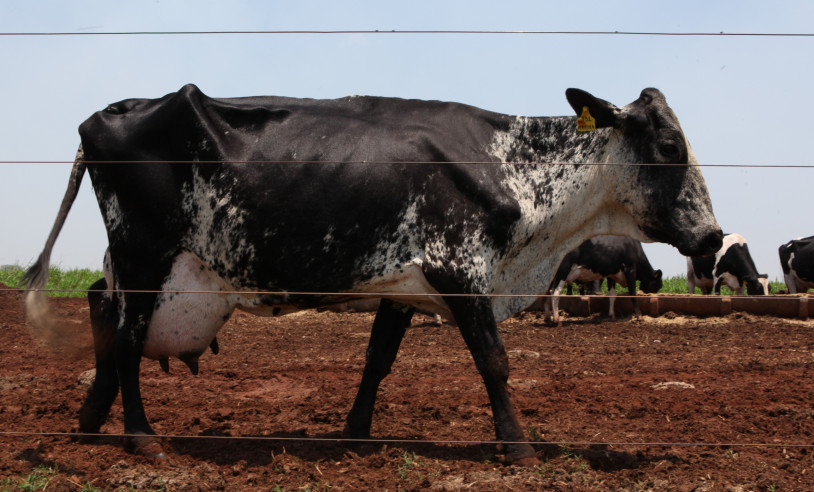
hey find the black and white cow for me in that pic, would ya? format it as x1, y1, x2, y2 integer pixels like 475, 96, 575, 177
545, 235, 663, 324
25, 84, 721, 464
779, 236, 814, 293
687, 233, 769, 295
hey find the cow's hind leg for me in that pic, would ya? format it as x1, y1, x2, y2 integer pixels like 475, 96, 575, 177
78, 279, 120, 435
447, 296, 539, 465
344, 299, 414, 439
113, 290, 166, 458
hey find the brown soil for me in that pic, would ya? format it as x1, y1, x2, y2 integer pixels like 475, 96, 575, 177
1, 286, 813, 490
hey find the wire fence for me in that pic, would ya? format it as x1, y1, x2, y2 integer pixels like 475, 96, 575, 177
2, 29, 814, 37
1, 26, 811, 458
1, 159, 813, 168
1, 287, 809, 301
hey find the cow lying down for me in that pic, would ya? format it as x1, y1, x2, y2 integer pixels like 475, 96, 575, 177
25, 84, 721, 465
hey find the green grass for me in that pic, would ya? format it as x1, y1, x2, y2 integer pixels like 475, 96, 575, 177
0, 265, 102, 298
1, 464, 59, 491
0, 265, 791, 298
661, 275, 785, 295
580, 275, 786, 296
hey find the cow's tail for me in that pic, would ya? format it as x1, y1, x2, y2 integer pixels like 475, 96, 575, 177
23, 145, 87, 349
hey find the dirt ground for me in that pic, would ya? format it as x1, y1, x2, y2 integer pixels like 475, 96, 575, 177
1, 286, 813, 491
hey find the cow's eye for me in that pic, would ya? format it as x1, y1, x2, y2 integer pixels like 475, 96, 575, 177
659, 143, 679, 159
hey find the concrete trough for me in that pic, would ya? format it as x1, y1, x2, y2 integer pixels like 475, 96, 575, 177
551, 294, 813, 320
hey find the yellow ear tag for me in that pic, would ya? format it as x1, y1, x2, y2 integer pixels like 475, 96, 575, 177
577, 106, 596, 132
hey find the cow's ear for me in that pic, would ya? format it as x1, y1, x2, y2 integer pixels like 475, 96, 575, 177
565, 89, 619, 129
654, 269, 663, 279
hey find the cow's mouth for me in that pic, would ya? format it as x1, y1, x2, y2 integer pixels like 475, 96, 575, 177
674, 229, 723, 257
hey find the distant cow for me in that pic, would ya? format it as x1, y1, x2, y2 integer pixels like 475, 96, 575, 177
687, 233, 769, 295
779, 236, 814, 293
25, 84, 721, 464
545, 235, 663, 323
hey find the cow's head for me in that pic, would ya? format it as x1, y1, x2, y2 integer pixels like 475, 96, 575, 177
566, 88, 723, 257
640, 269, 663, 294
747, 274, 771, 296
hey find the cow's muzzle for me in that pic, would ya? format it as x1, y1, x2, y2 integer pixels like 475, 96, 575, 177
677, 228, 723, 257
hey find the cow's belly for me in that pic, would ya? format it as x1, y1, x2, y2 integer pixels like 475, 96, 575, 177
692, 275, 713, 290
143, 252, 236, 360
351, 259, 453, 319
566, 267, 626, 287
144, 255, 450, 360
565, 266, 603, 284
788, 263, 814, 292
720, 272, 742, 291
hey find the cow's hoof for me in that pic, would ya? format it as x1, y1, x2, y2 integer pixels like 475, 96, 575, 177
78, 408, 107, 435
129, 434, 168, 459
503, 444, 540, 466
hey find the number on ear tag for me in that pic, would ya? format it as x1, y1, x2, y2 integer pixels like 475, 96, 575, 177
577, 106, 596, 132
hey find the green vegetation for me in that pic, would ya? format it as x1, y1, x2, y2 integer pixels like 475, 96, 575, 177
0, 265, 102, 298
0, 265, 789, 298
397, 451, 422, 481
1, 464, 58, 491
580, 275, 786, 296
0, 464, 104, 491
660, 275, 785, 295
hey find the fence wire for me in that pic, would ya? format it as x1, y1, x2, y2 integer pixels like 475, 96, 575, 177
2, 159, 814, 168
2, 29, 814, 37
3, 288, 810, 301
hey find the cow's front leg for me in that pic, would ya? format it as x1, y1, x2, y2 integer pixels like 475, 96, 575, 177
607, 280, 618, 320
625, 272, 641, 319
447, 296, 539, 465
545, 280, 566, 325
79, 279, 120, 435
344, 299, 414, 438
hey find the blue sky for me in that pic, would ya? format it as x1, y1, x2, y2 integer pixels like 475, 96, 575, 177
1, 1, 812, 283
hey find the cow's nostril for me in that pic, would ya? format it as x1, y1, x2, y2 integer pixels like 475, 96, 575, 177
699, 230, 723, 256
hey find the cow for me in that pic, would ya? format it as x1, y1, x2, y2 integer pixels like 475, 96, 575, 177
687, 233, 770, 295
779, 236, 814, 293
544, 235, 663, 324
24, 84, 722, 465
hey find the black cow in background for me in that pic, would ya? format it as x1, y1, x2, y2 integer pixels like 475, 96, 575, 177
687, 234, 771, 296
779, 236, 814, 293
687, 233, 769, 295
545, 235, 663, 324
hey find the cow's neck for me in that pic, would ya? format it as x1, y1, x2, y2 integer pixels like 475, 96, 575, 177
487, 116, 641, 320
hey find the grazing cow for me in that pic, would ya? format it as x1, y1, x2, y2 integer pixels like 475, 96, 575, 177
779, 236, 814, 293
545, 235, 663, 324
25, 84, 721, 464
687, 233, 770, 295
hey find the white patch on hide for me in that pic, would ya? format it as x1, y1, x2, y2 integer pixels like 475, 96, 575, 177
354, 197, 452, 318
100, 194, 125, 234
